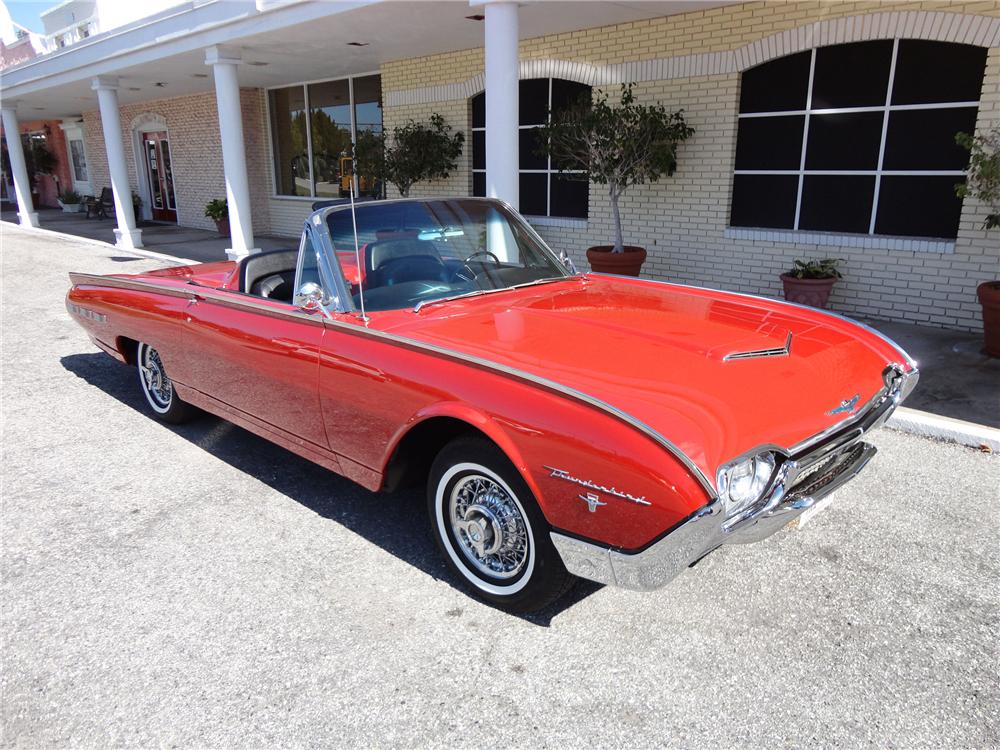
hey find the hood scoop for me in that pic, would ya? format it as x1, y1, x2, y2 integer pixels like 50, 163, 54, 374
723, 332, 793, 361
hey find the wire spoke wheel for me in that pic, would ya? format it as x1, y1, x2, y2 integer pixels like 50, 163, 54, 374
139, 344, 173, 411
449, 474, 530, 580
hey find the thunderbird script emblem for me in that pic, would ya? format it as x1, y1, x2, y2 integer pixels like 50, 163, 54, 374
827, 393, 861, 416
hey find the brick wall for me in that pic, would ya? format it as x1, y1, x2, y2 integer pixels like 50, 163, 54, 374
83, 88, 271, 235
379, 0, 1000, 332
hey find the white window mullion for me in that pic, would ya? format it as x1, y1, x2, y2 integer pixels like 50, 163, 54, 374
303, 84, 315, 198
546, 78, 553, 217
793, 48, 816, 231
869, 38, 900, 235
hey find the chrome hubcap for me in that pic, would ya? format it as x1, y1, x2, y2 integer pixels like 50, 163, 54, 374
140, 346, 172, 408
449, 475, 528, 579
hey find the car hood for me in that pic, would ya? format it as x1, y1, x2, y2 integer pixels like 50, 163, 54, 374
380, 275, 911, 483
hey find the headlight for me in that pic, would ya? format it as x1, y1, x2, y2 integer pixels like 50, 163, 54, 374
717, 451, 778, 516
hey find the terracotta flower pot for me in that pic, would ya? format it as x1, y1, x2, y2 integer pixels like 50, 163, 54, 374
977, 281, 1000, 358
780, 273, 838, 309
214, 217, 231, 237
586, 245, 647, 276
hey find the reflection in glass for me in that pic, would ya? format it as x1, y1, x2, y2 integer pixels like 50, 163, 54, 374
308, 79, 352, 198
269, 86, 310, 196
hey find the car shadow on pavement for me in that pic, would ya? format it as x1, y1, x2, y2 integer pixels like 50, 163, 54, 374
61, 352, 603, 625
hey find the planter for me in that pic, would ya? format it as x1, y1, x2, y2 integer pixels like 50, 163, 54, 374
585, 245, 647, 276
978, 281, 1000, 358
214, 217, 230, 237
780, 273, 838, 309
60, 202, 81, 213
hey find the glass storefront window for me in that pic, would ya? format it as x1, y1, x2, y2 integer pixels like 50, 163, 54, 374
269, 86, 310, 196
308, 79, 352, 199
268, 75, 382, 199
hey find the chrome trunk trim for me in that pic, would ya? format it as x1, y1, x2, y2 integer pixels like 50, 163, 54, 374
723, 332, 793, 361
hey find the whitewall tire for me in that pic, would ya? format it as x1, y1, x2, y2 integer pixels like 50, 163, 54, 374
428, 437, 574, 612
136, 342, 196, 424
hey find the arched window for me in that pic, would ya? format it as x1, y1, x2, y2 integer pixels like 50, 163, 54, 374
730, 40, 988, 239
471, 78, 591, 219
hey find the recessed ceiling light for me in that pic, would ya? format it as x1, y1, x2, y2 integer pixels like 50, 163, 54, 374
33, 107, 45, 110
153, 82, 166, 87
191, 72, 209, 78
128, 86, 141, 91
465, 14, 484, 21
346, 41, 369, 47
246, 60, 269, 66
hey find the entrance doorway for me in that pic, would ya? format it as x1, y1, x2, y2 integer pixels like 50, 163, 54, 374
142, 131, 177, 222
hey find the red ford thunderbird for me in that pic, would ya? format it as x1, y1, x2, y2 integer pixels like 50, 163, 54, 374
66, 198, 918, 612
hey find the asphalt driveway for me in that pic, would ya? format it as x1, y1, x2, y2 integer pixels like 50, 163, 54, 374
2, 224, 998, 749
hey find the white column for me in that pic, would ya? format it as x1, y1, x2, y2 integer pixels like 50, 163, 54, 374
91, 76, 142, 249
0, 105, 40, 228
481, 0, 519, 210
206, 45, 259, 260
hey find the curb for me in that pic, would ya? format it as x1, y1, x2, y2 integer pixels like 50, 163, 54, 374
1, 220, 197, 266
886, 406, 999, 452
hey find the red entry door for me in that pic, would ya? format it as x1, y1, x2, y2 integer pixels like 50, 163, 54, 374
142, 131, 177, 222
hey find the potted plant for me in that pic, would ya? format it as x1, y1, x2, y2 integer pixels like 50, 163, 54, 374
780, 258, 843, 309
383, 113, 464, 198
205, 198, 229, 236
956, 128, 1000, 357
537, 83, 694, 276
58, 188, 82, 213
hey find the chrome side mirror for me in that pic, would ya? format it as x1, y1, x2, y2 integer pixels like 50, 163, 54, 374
295, 282, 329, 312
559, 250, 578, 274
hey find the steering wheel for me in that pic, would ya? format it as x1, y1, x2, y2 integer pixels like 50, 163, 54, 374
453, 249, 503, 284
463, 250, 502, 265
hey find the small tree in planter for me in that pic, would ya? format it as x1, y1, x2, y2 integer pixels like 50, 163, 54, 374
956, 127, 1000, 356
205, 198, 229, 236
537, 83, 694, 276
383, 113, 464, 198
780, 258, 843, 309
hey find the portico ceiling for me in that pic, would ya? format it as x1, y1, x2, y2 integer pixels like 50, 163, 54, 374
2, 0, 735, 118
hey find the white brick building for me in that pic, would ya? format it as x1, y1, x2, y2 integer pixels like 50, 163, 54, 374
2, 0, 998, 331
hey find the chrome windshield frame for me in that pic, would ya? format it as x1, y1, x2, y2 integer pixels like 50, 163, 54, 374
308, 197, 573, 315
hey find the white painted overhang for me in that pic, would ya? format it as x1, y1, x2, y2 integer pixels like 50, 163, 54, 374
0, 0, 734, 118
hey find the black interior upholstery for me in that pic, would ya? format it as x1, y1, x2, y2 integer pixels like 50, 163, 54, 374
239, 248, 299, 302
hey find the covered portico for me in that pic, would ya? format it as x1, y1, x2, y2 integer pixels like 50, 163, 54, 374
0, 0, 720, 257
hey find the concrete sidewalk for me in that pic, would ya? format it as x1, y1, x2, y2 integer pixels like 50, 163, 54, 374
0, 206, 295, 263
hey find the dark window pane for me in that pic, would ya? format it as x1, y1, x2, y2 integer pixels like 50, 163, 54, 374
734, 115, 804, 170
473, 171, 485, 197
550, 176, 588, 218
799, 175, 875, 233
875, 176, 965, 238
811, 40, 892, 109
551, 79, 591, 115
519, 78, 549, 126
739, 51, 811, 113
805, 112, 883, 170
520, 172, 548, 216
729, 174, 799, 228
472, 92, 485, 129
882, 107, 978, 171
472, 130, 485, 170
268, 86, 310, 196
519, 127, 547, 170
892, 41, 988, 105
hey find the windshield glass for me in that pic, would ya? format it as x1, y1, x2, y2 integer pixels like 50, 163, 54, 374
324, 198, 570, 312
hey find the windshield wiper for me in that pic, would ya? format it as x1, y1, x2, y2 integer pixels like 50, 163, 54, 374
413, 276, 576, 313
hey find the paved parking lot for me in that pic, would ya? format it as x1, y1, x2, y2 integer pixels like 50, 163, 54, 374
2, 224, 998, 748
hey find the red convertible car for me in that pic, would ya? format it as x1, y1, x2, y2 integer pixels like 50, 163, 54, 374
67, 198, 918, 612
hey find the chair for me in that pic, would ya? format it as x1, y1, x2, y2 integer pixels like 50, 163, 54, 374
85, 188, 114, 219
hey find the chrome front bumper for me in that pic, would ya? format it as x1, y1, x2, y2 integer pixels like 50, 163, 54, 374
551, 364, 916, 591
